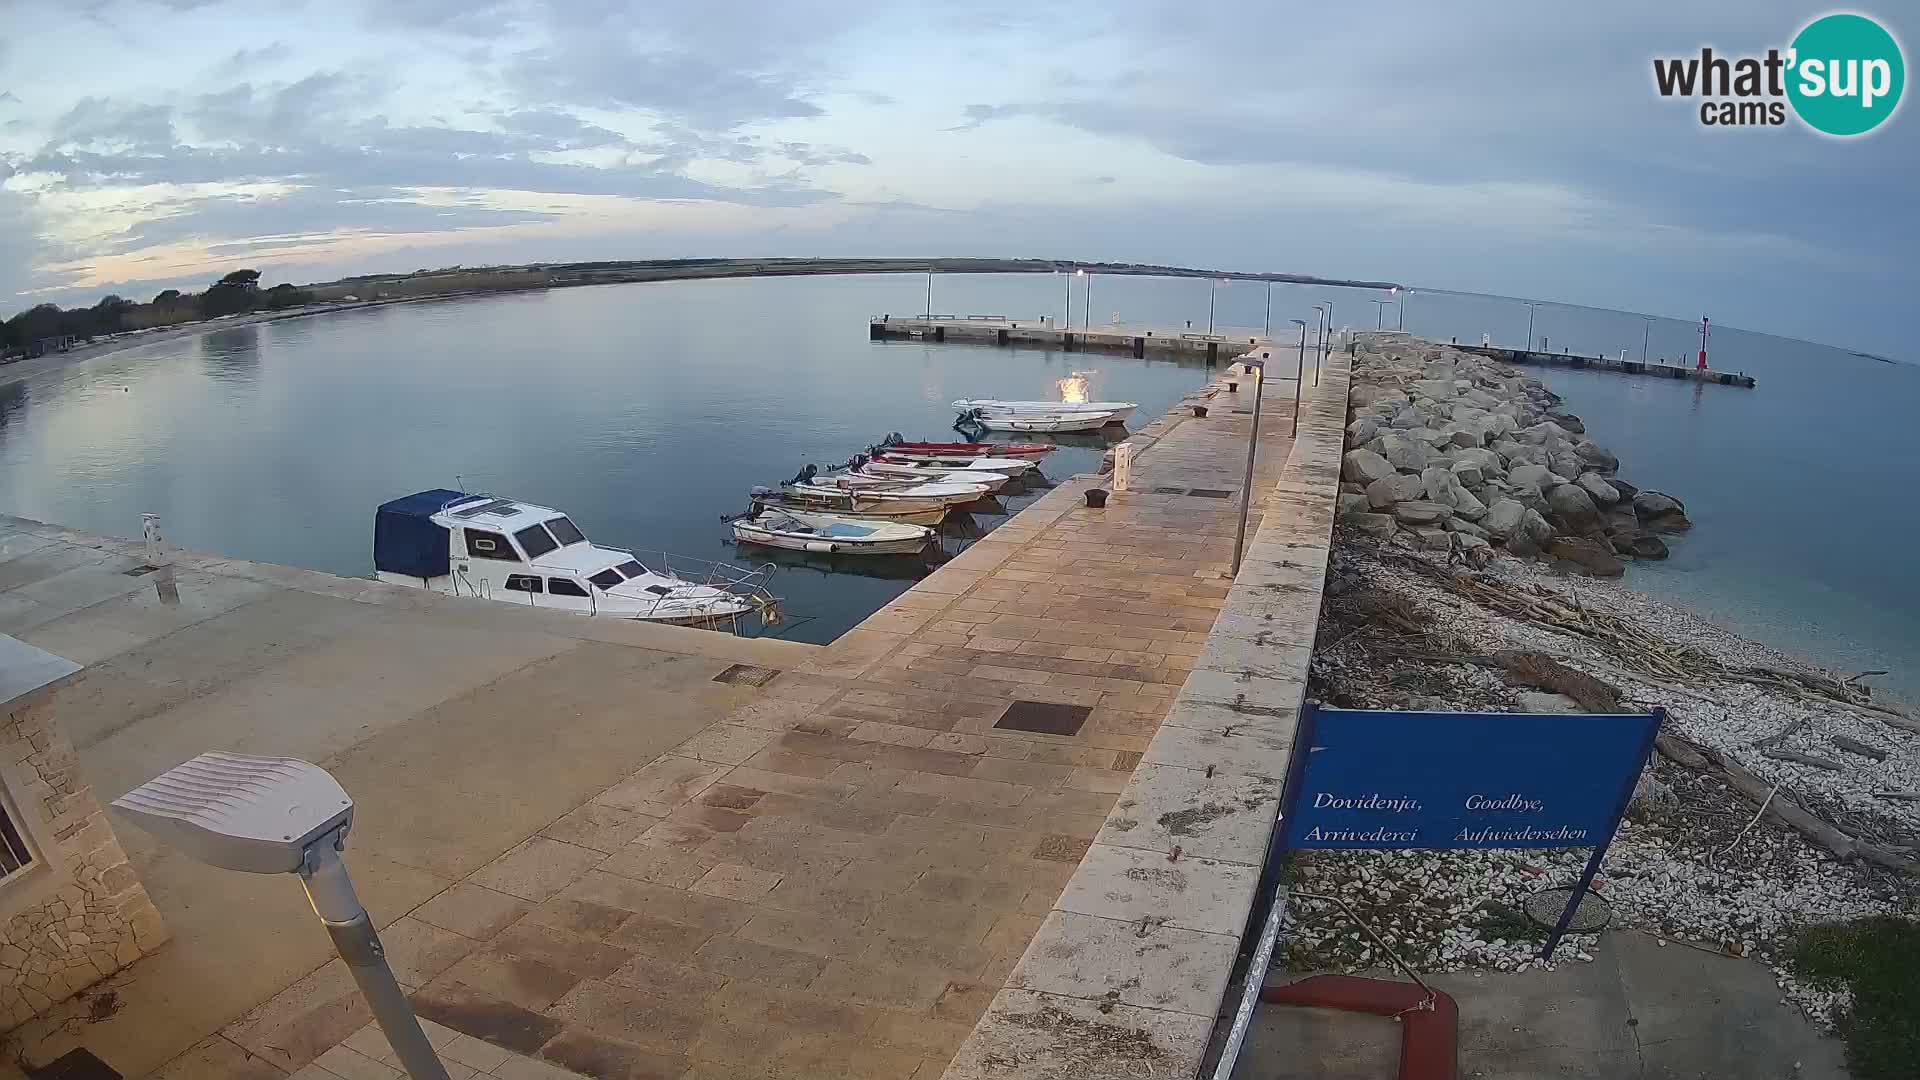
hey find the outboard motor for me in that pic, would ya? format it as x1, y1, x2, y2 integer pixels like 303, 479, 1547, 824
786, 463, 819, 486
848, 452, 869, 471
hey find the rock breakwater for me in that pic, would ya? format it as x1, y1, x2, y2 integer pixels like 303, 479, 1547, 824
1338, 334, 1692, 575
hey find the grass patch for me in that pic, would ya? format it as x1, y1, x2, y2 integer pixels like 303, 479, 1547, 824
1788, 915, 1920, 1080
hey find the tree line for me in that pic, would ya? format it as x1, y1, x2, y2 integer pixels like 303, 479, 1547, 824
0, 270, 316, 357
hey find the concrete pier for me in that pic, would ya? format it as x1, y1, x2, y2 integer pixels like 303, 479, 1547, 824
871, 316, 1271, 364
0, 343, 1345, 1079
1452, 342, 1757, 388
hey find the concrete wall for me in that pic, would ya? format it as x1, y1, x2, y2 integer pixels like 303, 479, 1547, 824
0, 676, 167, 1030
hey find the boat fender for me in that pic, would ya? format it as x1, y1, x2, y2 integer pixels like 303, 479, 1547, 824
804, 541, 837, 553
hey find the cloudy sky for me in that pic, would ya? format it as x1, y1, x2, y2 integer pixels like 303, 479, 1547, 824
0, 1, 1911, 355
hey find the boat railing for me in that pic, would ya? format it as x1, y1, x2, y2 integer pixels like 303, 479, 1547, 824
620, 548, 783, 626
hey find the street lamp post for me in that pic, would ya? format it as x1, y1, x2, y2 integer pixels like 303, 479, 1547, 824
1264, 281, 1273, 336
1207, 279, 1221, 335
1081, 269, 1091, 330
1290, 318, 1306, 437
1371, 299, 1389, 328
1525, 302, 1540, 351
1063, 271, 1072, 331
1323, 301, 1334, 370
1230, 354, 1266, 577
925, 267, 933, 318
1641, 315, 1653, 364
1311, 304, 1328, 387
1395, 288, 1406, 330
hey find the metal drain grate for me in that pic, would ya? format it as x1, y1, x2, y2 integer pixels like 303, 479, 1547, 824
28, 1050, 121, 1079
995, 700, 1092, 736
121, 565, 159, 577
713, 664, 781, 687
1187, 488, 1234, 499
1152, 486, 1187, 495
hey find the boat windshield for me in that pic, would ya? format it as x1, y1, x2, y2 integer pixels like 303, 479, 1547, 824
615, 560, 648, 579
546, 517, 586, 546
588, 568, 624, 590
514, 523, 559, 559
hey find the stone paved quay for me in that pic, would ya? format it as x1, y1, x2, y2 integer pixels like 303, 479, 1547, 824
0, 345, 1347, 1080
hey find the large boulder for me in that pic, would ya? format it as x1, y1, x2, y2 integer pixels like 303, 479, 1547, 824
1482, 499, 1527, 541
1503, 443, 1550, 468
1393, 500, 1453, 525
1456, 533, 1493, 566
1609, 477, 1640, 501
1632, 491, 1694, 532
1627, 534, 1670, 559
1346, 417, 1381, 445
1389, 406, 1424, 429
1577, 472, 1621, 505
1366, 472, 1427, 508
1410, 525, 1453, 551
1348, 512, 1397, 539
1509, 463, 1562, 490
1575, 441, 1620, 473
1450, 460, 1484, 488
1520, 421, 1574, 446
1548, 450, 1591, 481
1380, 435, 1433, 473
1411, 379, 1456, 401
1337, 493, 1372, 519
1439, 423, 1482, 449
1450, 446, 1505, 477
1547, 482, 1602, 533
1342, 449, 1397, 485
1521, 508, 1555, 542
1545, 411, 1585, 434
1544, 537, 1625, 577
1421, 467, 1487, 520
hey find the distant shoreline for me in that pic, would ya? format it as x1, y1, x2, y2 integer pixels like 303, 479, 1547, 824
4, 258, 1408, 386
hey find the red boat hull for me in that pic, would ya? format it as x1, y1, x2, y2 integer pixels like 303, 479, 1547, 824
885, 441, 1056, 457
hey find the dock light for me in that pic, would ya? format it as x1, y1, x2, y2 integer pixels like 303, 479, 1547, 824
113, 753, 451, 1080
1289, 319, 1307, 437
1311, 304, 1329, 387
1230, 354, 1267, 577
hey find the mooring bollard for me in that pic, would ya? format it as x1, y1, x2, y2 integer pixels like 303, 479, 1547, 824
1085, 489, 1108, 509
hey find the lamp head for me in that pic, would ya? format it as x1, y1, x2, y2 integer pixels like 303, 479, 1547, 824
112, 752, 353, 875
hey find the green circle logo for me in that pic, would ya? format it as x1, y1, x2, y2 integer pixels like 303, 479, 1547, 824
1787, 13, 1904, 135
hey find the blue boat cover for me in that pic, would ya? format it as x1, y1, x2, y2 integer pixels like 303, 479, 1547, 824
373, 489, 478, 579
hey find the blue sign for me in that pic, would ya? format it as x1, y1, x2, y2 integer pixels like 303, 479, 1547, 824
1281, 706, 1662, 851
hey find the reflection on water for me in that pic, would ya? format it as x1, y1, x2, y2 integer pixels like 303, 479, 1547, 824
198, 324, 263, 381
0, 381, 27, 444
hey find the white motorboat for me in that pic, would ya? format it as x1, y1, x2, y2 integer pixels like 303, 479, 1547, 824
961, 410, 1116, 433
853, 462, 1012, 492
374, 489, 776, 629
953, 398, 1139, 424
784, 464, 990, 508
731, 510, 933, 555
866, 453, 1035, 476
749, 487, 949, 526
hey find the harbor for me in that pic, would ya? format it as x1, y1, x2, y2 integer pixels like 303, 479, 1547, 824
0, 335, 1344, 1078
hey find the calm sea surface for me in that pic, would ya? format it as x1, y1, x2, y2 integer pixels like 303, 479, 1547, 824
0, 274, 1911, 698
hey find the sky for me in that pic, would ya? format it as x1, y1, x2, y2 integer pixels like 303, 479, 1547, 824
0, 1, 1913, 358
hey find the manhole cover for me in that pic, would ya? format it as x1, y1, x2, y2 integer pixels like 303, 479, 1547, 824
713, 664, 780, 687
1524, 885, 1614, 933
28, 1050, 121, 1079
995, 701, 1092, 736
1186, 488, 1234, 499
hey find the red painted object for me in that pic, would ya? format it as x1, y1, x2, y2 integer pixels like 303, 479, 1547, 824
1261, 975, 1459, 1080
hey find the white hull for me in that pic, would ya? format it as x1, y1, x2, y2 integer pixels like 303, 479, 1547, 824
858, 463, 1012, 491
731, 510, 933, 555
869, 454, 1034, 476
376, 571, 754, 624
751, 491, 949, 525
954, 399, 1138, 423
789, 480, 987, 508
966, 411, 1115, 433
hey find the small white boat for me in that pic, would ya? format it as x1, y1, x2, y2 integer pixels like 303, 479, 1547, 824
731, 510, 933, 555
789, 477, 989, 508
374, 489, 776, 629
954, 399, 1139, 424
867, 453, 1035, 476
855, 462, 1012, 492
962, 410, 1116, 433
750, 488, 949, 526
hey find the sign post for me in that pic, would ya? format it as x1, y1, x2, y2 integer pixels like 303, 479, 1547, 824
1279, 703, 1663, 960
1112, 442, 1133, 492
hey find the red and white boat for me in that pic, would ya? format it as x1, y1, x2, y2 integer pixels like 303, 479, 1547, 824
873, 436, 1057, 459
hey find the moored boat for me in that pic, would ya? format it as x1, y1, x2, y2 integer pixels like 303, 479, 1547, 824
953, 399, 1139, 424
865, 452, 1034, 476
749, 487, 949, 526
874, 435, 1057, 458
960, 409, 1115, 433
852, 461, 1013, 492
374, 489, 776, 629
783, 464, 989, 508
731, 509, 933, 555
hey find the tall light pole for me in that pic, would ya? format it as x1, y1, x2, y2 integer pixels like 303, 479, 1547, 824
1370, 299, 1389, 328
1230, 354, 1266, 577
1207, 279, 1222, 335
1323, 301, 1334, 368
925, 266, 933, 318
1311, 303, 1328, 387
1080, 269, 1091, 330
1263, 281, 1273, 336
1641, 315, 1654, 364
1290, 318, 1306, 437
1063, 270, 1072, 331
1524, 302, 1540, 351
1395, 287, 1406, 330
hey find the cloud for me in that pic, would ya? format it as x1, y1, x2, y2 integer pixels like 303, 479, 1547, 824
214, 41, 292, 76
